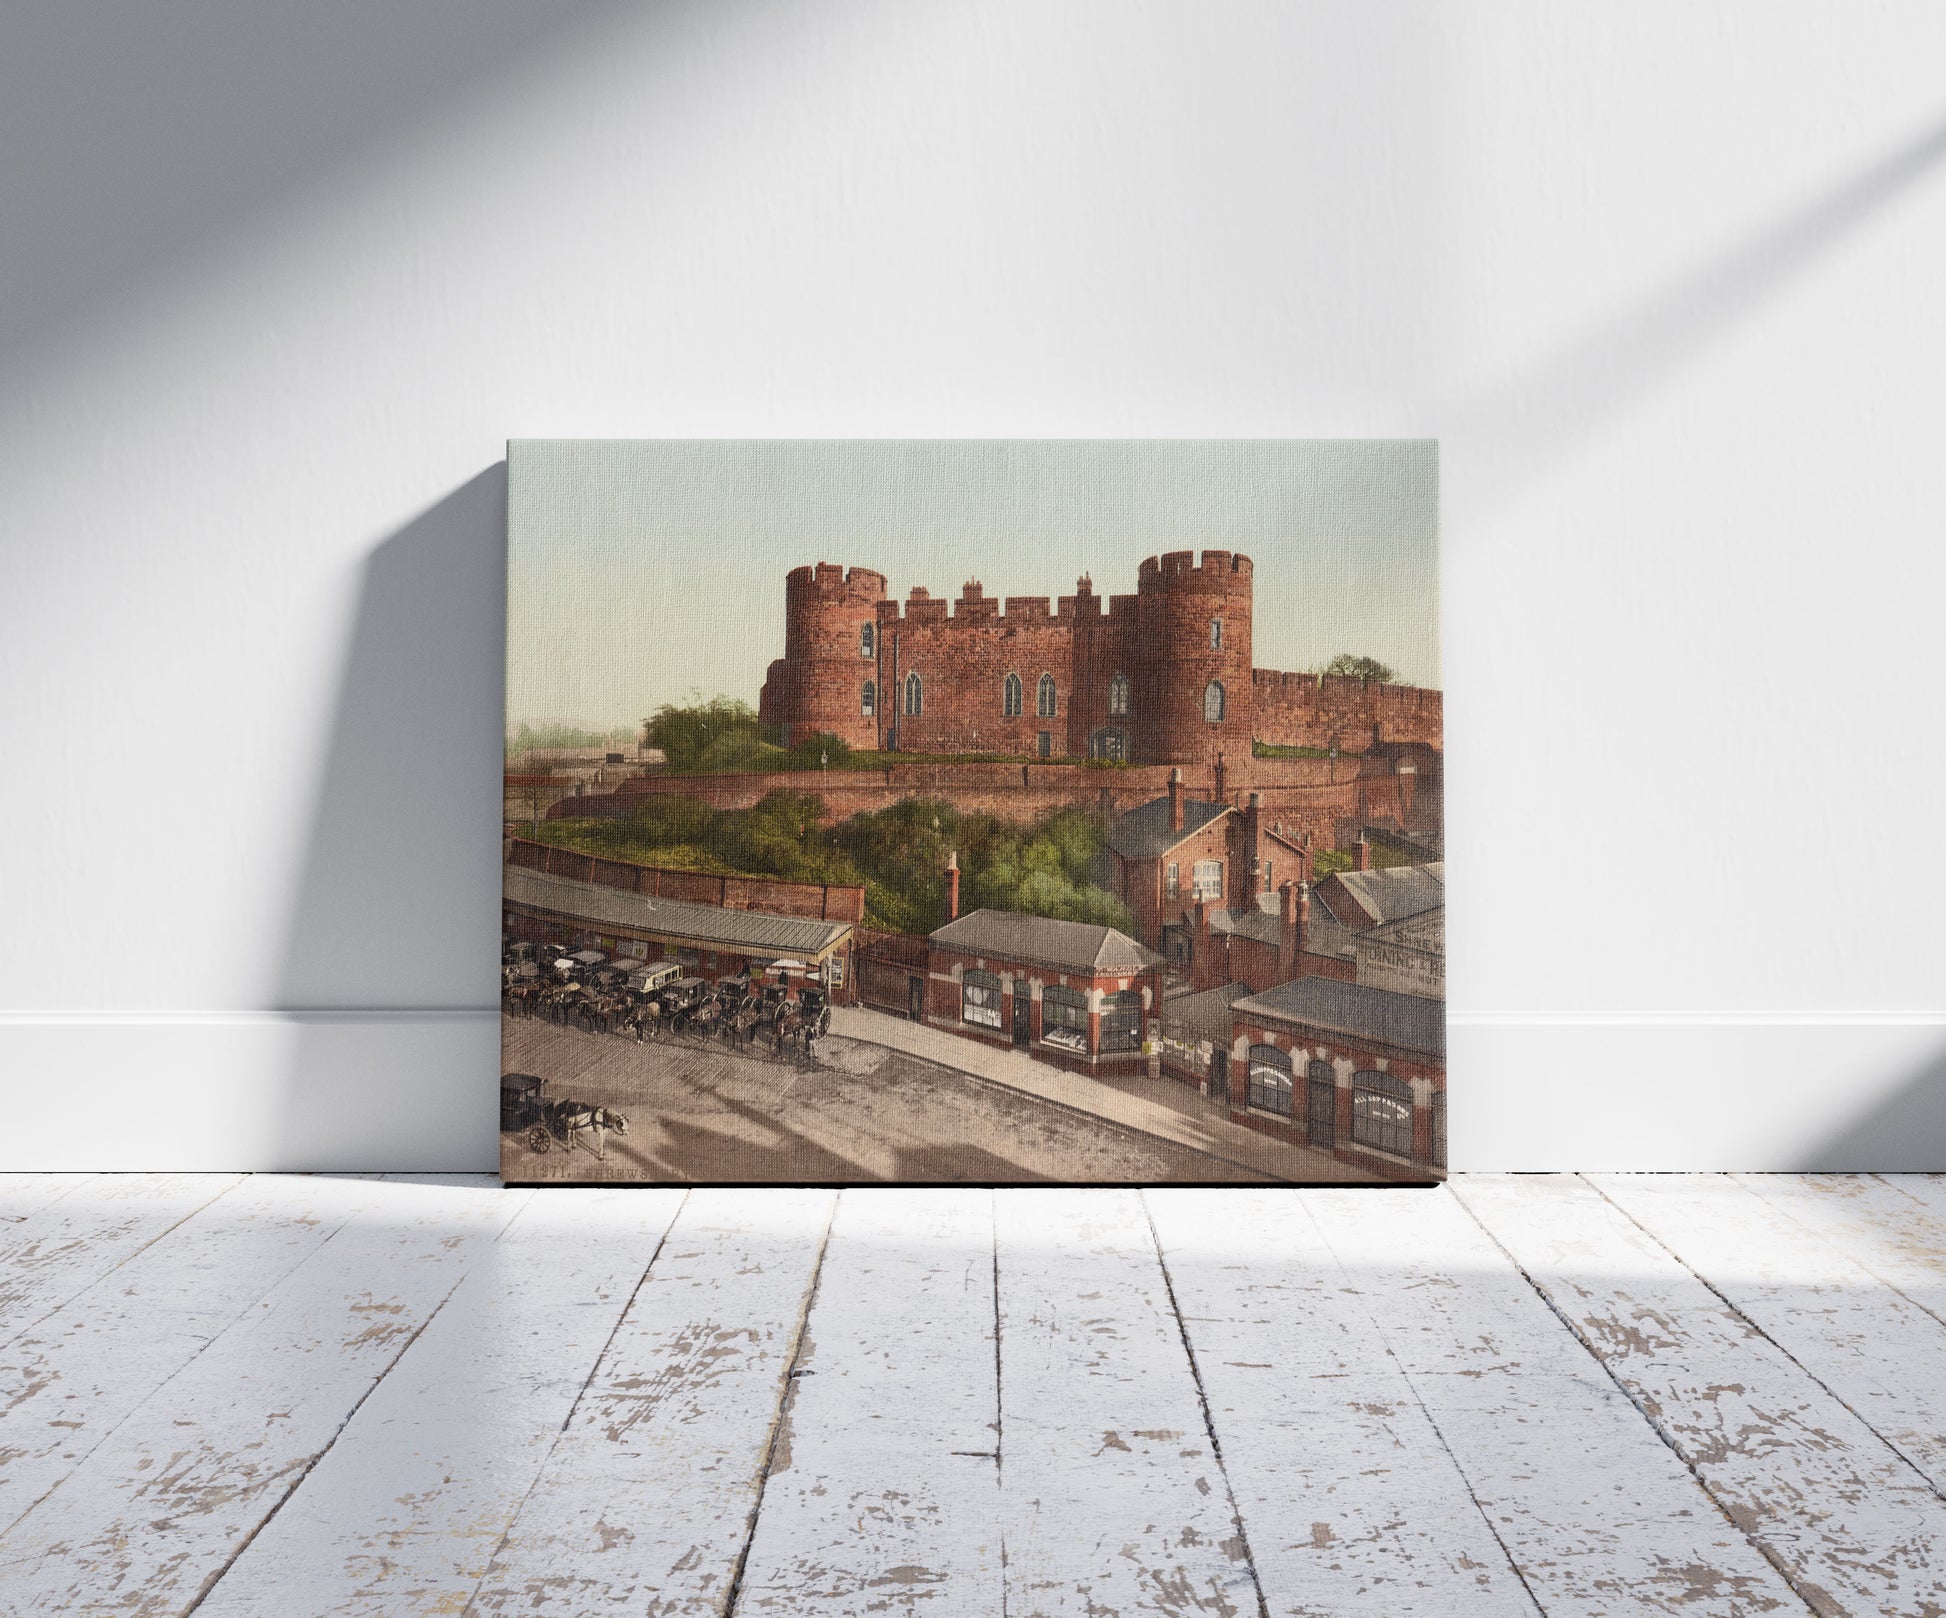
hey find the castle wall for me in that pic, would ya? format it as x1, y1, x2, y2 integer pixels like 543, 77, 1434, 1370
1252, 669, 1444, 752
759, 551, 1440, 765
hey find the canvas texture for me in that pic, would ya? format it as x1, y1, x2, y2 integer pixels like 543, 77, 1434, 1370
502, 441, 1443, 1184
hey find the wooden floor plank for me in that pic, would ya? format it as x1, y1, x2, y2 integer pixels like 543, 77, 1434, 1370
1306, 1186, 1806, 1616
0, 1172, 244, 1347
1146, 1188, 1539, 1616
465, 1186, 837, 1616
994, 1187, 1260, 1618
0, 1174, 404, 1536
1733, 1175, 1946, 1323
0, 1175, 526, 1616
1457, 1174, 1946, 1617
190, 1186, 687, 1618
0, 1172, 96, 1222
1594, 1173, 1946, 1501
732, 1188, 1004, 1615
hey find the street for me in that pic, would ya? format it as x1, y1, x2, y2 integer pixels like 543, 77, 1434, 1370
501, 1013, 1283, 1183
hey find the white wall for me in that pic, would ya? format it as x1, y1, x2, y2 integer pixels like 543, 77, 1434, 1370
5, 1, 1943, 1171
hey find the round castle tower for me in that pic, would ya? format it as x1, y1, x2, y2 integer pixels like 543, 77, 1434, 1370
1133, 550, 1255, 769
761, 562, 888, 749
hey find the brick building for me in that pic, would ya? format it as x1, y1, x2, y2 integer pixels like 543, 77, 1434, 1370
924, 908, 1164, 1076
1227, 977, 1446, 1179
759, 552, 1441, 764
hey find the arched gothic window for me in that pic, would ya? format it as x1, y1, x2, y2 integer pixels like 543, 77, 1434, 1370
861, 622, 875, 658
1204, 680, 1226, 723
1003, 672, 1023, 717
1108, 672, 1130, 717
1037, 673, 1057, 718
861, 681, 876, 717
904, 671, 923, 716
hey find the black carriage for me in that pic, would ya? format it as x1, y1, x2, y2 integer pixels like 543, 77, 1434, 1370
500, 1073, 553, 1154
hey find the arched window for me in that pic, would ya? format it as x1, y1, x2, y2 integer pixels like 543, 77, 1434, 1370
961, 969, 1002, 1029
1099, 989, 1144, 1054
1204, 680, 1226, 723
1108, 672, 1129, 717
861, 681, 876, 717
904, 671, 923, 716
1247, 1044, 1294, 1116
1003, 672, 1023, 717
1037, 673, 1057, 718
861, 622, 875, 658
1352, 1071, 1413, 1157
1042, 985, 1088, 1053
1210, 617, 1223, 649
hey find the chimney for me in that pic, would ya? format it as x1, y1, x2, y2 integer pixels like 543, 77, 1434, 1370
1168, 767, 1184, 833
1355, 833, 1371, 873
1193, 896, 1212, 991
1279, 881, 1306, 979
945, 850, 960, 920
1243, 792, 1263, 895
1213, 752, 1228, 805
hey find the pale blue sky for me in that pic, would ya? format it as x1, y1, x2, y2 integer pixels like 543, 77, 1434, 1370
507, 439, 1438, 731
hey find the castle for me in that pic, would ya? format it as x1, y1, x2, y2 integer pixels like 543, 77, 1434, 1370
758, 552, 1441, 765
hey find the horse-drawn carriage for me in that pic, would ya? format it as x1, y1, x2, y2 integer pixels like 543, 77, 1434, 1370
500, 1071, 629, 1160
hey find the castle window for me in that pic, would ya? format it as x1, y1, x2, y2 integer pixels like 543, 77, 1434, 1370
904, 671, 923, 716
1203, 680, 1225, 723
1037, 673, 1057, 718
1003, 672, 1023, 717
861, 681, 876, 717
1108, 672, 1129, 717
1210, 618, 1223, 649
861, 622, 875, 658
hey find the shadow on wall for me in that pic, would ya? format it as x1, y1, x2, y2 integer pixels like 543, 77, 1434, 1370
270, 465, 507, 1169
1795, 1046, 1946, 1173
0, 0, 652, 377
1449, 109, 1946, 516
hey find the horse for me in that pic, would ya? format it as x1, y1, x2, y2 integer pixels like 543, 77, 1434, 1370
501, 979, 547, 1017
547, 1099, 629, 1161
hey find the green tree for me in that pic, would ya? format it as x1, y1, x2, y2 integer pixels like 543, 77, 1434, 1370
1318, 654, 1397, 683
644, 697, 763, 772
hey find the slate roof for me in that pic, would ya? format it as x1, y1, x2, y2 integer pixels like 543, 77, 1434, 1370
1107, 795, 1230, 860
1160, 981, 1254, 1044
503, 866, 853, 959
1233, 976, 1446, 1058
1321, 862, 1445, 928
930, 908, 1162, 974
1198, 892, 1357, 961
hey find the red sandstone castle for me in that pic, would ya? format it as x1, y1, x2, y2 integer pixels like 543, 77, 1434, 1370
758, 552, 1441, 765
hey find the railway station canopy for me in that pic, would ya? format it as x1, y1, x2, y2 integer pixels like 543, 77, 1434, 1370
503, 865, 853, 963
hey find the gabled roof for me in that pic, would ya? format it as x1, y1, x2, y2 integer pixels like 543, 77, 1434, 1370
1319, 862, 1444, 929
503, 866, 853, 959
930, 908, 1162, 974
1107, 795, 1230, 860
1234, 977, 1445, 1059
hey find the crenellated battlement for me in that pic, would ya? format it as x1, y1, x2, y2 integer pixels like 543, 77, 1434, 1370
1137, 549, 1254, 593
784, 561, 888, 601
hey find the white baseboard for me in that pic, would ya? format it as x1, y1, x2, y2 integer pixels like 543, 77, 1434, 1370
2, 1013, 1940, 1173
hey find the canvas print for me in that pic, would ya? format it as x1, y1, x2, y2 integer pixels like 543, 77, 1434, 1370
502, 441, 1443, 1184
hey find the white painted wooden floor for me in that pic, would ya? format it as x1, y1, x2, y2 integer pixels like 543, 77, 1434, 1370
2, 1176, 1944, 1616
